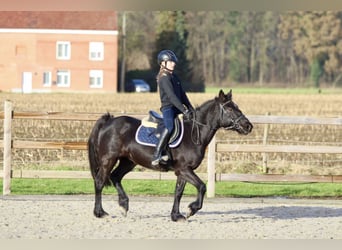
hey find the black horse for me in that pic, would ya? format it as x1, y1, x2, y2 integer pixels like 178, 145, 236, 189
88, 89, 253, 222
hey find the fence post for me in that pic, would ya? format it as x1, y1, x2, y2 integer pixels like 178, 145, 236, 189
207, 135, 216, 198
262, 112, 270, 173
3, 100, 13, 195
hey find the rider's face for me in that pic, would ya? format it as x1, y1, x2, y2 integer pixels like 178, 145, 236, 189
165, 61, 176, 71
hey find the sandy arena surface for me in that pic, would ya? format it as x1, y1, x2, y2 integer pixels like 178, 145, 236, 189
0, 195, 341, 239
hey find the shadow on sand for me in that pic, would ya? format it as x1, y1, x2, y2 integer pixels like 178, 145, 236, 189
201, 206, 342, 220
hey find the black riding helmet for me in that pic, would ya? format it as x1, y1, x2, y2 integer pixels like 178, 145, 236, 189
157, 50, 178, 65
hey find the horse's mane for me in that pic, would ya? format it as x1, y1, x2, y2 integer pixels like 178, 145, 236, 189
196, 98, 216, 113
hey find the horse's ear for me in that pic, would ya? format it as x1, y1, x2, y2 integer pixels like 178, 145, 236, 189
218, 89, 225, 100
227, 89, 232, 100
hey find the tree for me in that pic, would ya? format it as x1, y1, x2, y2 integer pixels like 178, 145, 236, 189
117, 11, 157, 71
185, 11, 243, 84
153, 11, 204, 92
253, 12, 280, 85
118, 11, 342, 88
279, 11, 342, 87
117, 11, 158, 91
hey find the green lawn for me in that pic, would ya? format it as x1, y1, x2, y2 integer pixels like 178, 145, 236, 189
2, 179, 342, 198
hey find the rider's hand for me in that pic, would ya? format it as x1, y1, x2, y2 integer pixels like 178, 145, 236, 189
183, 109, 194, 120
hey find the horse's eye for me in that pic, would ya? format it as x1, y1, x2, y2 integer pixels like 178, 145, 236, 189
227, 107, 233, 112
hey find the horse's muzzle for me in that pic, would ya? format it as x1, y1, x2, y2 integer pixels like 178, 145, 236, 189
237, 119, 253, 135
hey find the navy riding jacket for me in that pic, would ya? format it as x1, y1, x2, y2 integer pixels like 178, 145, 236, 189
158, 72, 193, 113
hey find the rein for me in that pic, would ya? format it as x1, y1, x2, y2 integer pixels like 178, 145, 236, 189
189, 112, 214, 145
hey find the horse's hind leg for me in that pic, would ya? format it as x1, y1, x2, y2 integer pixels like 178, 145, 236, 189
110, 158, 136, 217
94, 167, 113, 217
93, 157, 118, 218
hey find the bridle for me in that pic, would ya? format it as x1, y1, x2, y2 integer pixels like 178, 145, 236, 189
219, 100, 245, 130
189, 99, 245, 145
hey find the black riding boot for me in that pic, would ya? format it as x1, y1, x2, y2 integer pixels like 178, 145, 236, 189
151, 128, 170, 166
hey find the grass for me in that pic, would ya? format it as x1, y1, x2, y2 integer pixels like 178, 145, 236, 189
2, 179, 342, 198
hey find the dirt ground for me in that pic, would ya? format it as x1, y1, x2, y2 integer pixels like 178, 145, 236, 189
0, 195, 341, 239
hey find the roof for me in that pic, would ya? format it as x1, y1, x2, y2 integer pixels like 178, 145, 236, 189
0, 11, 117, 30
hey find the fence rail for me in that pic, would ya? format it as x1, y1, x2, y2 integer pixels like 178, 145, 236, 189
0, 111, 145, 121
1, 100, 342, 196
247, 115, 342, 125
216, 144, 342, 154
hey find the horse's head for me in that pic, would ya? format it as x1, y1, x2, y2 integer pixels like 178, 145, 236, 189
216, 89, 253, 135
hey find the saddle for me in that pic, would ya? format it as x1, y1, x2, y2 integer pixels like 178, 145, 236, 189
135, 110, 184, 148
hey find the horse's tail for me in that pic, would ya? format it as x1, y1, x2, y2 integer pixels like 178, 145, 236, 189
88, 112, 113, 186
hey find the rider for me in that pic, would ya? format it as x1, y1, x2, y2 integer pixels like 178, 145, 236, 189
151, 49, 195, 166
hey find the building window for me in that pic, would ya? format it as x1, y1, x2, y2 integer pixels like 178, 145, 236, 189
89, 70, 103, 88
56, 70, 70, 87
56, 41, 71, 60
43, 72, 52, 86
89, 42, 104, 61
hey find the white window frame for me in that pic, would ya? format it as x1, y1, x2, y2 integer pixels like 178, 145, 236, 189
43, 71, 52, 86
89, 70, 103, 88
89, 42, 104, 61
56, 41, 71, 60
56, 70, 70, 87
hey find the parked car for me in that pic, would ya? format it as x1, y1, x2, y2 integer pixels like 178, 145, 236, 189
125, 79, 151, 93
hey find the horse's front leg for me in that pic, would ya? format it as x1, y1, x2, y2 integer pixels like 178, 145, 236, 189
171, 177, 187, 222
179, 168, 207, 219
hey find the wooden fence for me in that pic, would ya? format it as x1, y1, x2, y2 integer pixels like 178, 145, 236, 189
1, 100, 342, 196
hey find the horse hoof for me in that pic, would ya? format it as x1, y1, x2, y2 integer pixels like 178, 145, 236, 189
94, 210, 109, 218
176, 216, 187, 222
171, 214, 187, 222
186, 208, 196, 218
119, 206, 128, 217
